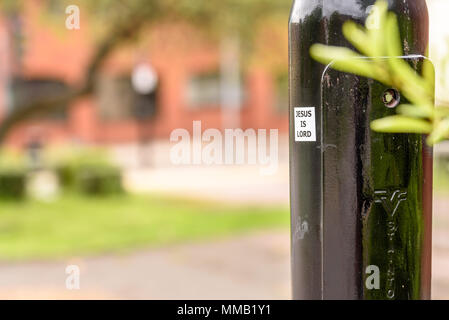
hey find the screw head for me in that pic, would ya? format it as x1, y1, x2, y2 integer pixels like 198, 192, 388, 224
382, 89, 401, 109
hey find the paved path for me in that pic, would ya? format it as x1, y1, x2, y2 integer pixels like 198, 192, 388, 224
0, 232, 290, 300
113, 139, 290, 205
124, 165, 290, 205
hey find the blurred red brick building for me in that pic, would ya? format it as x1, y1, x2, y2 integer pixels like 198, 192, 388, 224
0, 1, 288, 148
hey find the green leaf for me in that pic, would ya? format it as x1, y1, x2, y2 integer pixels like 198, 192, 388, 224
367, 1, 389, 56
366, 0, 388, 32
396, 104, 435, 119
370, 115, 432, 134
342, 21, 375, 57
388, 57, 433, 106
384, 13, 403, 57
422, 58, 435, 95
382, 12, 433, 105
310, 45, 376, 79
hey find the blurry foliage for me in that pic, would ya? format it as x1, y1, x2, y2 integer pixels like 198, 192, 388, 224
0, 173, 26, 200
83, 0, 291, 39
46, 147, 123, 196
0, 0, 292, 49
76, 165, 122, 196
251, 14, 289, 74
0, 0, 21, 15
310, 0, 449, 145
0, 146, 123, 199
0, 149, 27, 200
0, 148, 26, 172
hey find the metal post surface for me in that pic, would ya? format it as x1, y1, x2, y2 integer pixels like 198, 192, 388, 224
289, 0, 432, 300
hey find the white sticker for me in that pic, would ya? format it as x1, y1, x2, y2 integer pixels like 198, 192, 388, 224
294, 107, 316, 142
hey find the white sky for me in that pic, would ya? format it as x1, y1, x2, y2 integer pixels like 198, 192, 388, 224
428, 0, 449, 55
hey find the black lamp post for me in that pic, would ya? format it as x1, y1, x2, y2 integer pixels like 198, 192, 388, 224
289, 0, 432, 300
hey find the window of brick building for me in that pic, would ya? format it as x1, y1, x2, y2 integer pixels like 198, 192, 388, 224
97, 75, 157, 121
186, 71, 221, 109
186, 70, 245, 109
11, 78, 69, 120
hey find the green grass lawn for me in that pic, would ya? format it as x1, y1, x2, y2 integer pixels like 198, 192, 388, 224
0, 193, 289, 261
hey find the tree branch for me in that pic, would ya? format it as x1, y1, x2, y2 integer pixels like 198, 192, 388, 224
0, 10, 149, 142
